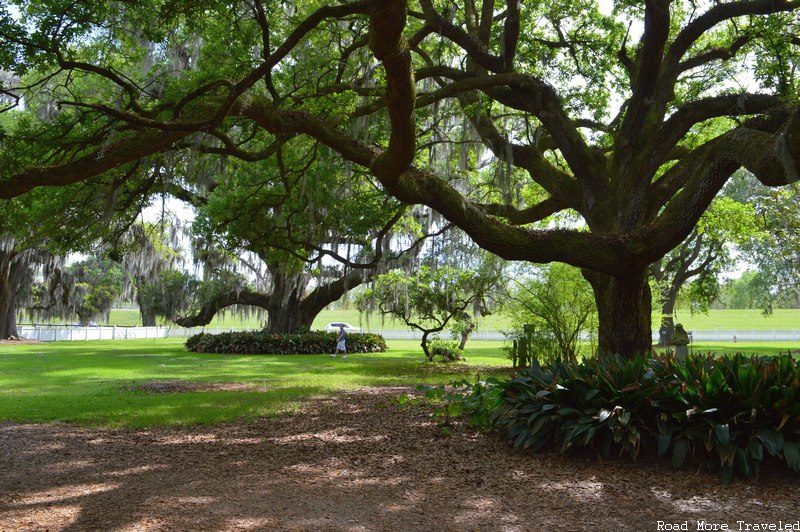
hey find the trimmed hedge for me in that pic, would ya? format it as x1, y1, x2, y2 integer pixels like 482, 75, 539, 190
185, 330, 387, 355
466, 352, 800, 482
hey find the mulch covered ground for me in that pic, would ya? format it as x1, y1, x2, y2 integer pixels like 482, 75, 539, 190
1, 386, 798, 531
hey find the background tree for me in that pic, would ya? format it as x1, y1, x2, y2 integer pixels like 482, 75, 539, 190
115, 220, 188, 327
0, 236, 53, 338
358, 262, 500, 360
742, 183, 800, 312
0, 164, 155, 336
715, 270, 776, 310
650, 194, 762, 342
59, 255, 126, 325
503, 263, 597, 362
163, 145, 437, 333
2, 1, 800, 356
718, 170, 800, 312
130, 269, 197, 325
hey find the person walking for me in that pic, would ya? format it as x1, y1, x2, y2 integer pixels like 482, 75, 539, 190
332, 325, 348, 358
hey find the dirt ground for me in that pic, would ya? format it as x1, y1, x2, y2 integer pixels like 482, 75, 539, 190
0, 338, 42, 345
1, 386, 798, 532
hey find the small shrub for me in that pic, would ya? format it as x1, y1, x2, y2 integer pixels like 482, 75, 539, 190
186, 330, 387, 355
427, 338, 465, 362
416, 377, 504, 430
460, 352, 800, 482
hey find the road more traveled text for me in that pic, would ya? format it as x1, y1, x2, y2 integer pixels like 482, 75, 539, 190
657, 521, 800, 531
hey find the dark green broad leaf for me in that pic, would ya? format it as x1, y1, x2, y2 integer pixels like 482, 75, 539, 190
714, 423, 730, 446
672, 438, 689, 469
734, 448, 753, 479
757, 427, 785, 456
585, 389, 600, 402
657, 431, 673, 457
783, 441, 800, 472
748, 440, 764, 462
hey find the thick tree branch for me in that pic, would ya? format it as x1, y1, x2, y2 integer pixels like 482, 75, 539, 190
0, 127, 192, 199
418, 0, 505, 73
177, 132, 294, 162
678, 34, 752, 73
615, 0, 671, 180
477, 197, 567, 226
367, 0, 416, 186
643, 115, 800, 260
173, 288, 270, 327
650, 93, 787, 190
501, 0, 520, 71
665, 0, 799, 74
234, 1, 372, 96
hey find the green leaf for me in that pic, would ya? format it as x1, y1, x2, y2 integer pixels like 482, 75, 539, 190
657, 431, 673, 457
714, 424, 730, 446
783, 442, 800, 472
672, 438, 689, 469
734, 448, 752, 479
757, 428, 784, 456
596, 408, 612, 423
748, 440, 764, 462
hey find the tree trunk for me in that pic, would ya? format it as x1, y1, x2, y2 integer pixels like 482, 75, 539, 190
265, 293, 307, 333
458, 313, 475, 350
136, 292, 158, 327
264, 269, 310, 334
292, 268, 375, 334
658, 297, 676, 346
583, 269, 653, 358
0, 282, 18, 338
140, 308, 157, 327
0, 247, 27, 339
421, 330, 433, 361
173, 266, 374, 333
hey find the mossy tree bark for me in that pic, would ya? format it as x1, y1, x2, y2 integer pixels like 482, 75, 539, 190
0, 247, 28, 339
583, 270, 654, 357
173, 267, 372, 334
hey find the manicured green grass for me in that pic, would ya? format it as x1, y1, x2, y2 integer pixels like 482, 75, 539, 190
662, 308, 800, 330
2, 337, 798, 430
0, 339, 511, 429
675, 341, 800, 357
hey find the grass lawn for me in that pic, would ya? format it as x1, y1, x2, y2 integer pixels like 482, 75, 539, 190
677, 341, 800, 357
0, 338, 512, 429
3, 336, 799, 431
664, 308, 800, 330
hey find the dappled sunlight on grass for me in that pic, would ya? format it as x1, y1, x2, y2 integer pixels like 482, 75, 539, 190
0, 338, 516, 428
5, 337, 797, 429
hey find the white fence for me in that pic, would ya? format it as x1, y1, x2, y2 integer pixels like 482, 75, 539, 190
15, 325, 800, 343
19, 325, 180, 342
679, 330, 800, 342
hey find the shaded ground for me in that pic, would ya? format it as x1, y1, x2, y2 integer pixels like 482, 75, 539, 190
1, 386, 798, 531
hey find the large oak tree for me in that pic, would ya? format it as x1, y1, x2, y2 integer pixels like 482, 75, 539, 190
1, 0, 799, 356
159, 141, 439, 333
